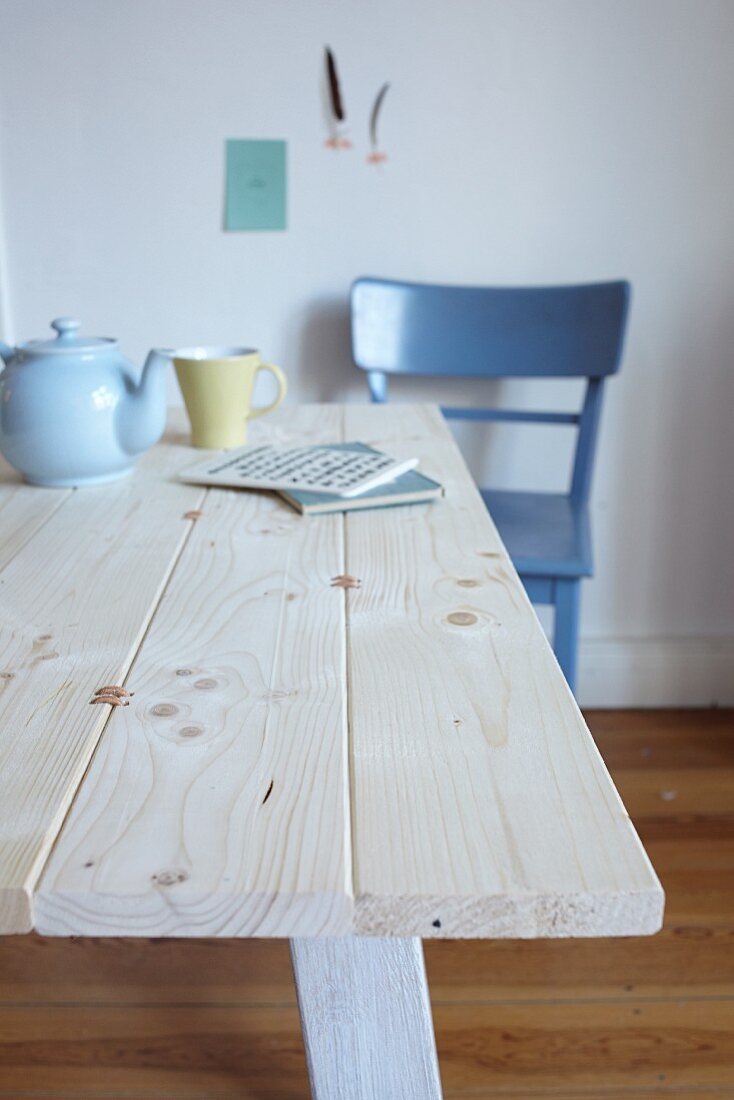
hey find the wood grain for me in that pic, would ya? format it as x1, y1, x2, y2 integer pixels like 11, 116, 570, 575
589, 709, 734, 771
6, 713, 731, 1004
0, 999, 733, 1097
613, 768, 733, 820
434, 999, 734, 1093
291, 937, 442, 1099
0, 464, 70, 574
0, 710, 731, 1097
3, 919, 734, 1008
343, 404, 663, 938
36, 406, 352, 937
7, 404, 663, 939
0, 432, 204, 932
442, 1092, 733, 1099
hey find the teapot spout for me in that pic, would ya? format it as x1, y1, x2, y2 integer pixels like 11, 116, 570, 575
116, 348, 170, 456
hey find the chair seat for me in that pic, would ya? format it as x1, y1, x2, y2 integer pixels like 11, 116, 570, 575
480, 489, 593, 578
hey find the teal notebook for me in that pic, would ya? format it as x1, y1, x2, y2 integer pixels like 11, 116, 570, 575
277, 443, 443, 516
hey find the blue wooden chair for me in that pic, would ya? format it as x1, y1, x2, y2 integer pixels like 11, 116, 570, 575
350, 277, 630, 693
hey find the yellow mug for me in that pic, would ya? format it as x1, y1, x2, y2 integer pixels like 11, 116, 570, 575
173, 346, 287, 449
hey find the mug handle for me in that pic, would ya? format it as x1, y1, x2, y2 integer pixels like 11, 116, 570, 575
249, 363, 288, 419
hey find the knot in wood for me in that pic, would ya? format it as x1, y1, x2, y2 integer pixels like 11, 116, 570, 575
152, 869, 188, 887
94, 686, 133, 699
331, 575, 361, 590
151, 703, 178, 717
447, 611, 478, 627
90, 694, 129, 707
179, 725, 204, 739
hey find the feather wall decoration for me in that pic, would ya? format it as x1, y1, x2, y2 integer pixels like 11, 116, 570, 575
324, 46, 352, 149
367, 82, 390, 164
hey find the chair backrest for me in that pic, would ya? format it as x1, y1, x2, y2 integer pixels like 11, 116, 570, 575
350, 277, 631, 502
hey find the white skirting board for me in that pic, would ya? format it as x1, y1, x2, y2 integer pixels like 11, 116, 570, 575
576, 635, 734, 708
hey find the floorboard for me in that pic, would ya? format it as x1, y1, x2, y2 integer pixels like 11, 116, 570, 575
0, 709, 732, 1097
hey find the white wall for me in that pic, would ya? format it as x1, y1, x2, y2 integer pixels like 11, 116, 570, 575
1, 0, 733, 704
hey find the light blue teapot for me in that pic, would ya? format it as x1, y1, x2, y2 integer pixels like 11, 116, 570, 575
0, 318, 169, 487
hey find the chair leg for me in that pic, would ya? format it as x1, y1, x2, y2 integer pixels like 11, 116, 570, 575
553, 579, 581, 693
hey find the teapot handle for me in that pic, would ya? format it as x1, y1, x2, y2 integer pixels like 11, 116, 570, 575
0, 342, 13, 366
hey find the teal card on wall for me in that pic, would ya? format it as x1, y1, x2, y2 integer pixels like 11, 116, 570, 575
224, 139, 287, 231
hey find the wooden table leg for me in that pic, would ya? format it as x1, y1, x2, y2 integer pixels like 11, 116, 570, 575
290, 936, 443, 1100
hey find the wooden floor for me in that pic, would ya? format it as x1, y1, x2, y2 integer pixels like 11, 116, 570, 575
0, 709, 732, 1099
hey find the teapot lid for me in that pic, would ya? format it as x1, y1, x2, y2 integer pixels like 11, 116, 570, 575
20, 318, 118, 354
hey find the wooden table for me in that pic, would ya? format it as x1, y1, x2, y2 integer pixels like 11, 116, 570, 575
0, 403, 663, 1098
